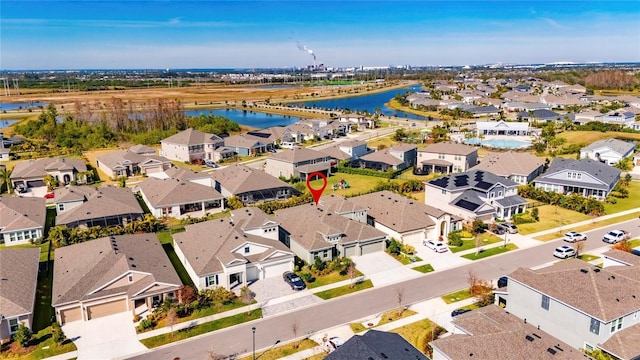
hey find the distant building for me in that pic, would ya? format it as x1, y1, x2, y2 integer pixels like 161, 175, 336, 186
580, 139, 635, 166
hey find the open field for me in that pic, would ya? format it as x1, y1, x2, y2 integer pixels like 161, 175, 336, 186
558, 131, 640, 147
517, 204, 592, 235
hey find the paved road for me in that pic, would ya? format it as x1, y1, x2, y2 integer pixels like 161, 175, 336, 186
128, 219, 640, 360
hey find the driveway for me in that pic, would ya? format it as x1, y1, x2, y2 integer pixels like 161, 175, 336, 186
62, 312, 146, 360
352, 252, 419, 286
248, 276, 297, 303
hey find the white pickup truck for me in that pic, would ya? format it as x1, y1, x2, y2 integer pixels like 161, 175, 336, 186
602, 230, 630, 244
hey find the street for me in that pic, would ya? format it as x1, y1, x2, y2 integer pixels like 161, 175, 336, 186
128, 218, 640, 360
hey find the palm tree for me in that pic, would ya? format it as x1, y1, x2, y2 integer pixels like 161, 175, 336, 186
0, 167, 13, 194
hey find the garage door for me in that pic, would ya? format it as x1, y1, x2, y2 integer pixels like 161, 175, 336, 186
262, 261, 291, 279
86, 299, 127, 320
60, 307, 82, 324
246, 266, 260, 282
144, 166, 162, 174
26, 180, 45, 188
360, 241, 382, 256
343, 246, 357, 258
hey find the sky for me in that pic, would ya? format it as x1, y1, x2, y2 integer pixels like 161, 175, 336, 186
1, 1, 639, 70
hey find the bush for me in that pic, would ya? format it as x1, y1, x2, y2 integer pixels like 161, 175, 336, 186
13, 323, 32, 347
512, 212, 536, 225
531, 207, 539, 221
51, 322, 66, 345
336, 164, 401, 179
137, 318, 156, 332
447, 231, 463, 247
387, 238, 401, 254
300, 272, 315, 283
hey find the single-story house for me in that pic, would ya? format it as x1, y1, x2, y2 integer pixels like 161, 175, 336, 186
517, 109, 563, 123
96, 147, 171, 179
210, 164, 296, 204
475, 120, 532, 137
173, 208, 295, 291
0, 248, 40, 343
470, 151, 545, 184
596, 111, 636, 128
52, 234, 182, 324
10, 157, 88, 191
138, 177, 224, 219
326, 329, 428, 360
533, 158, 621, 200
222, 133, 274, 156
0, 147, 10, 162
358, 143, 416, 171
0, 197, 46, 246
579, 138, 635, 166
265, 147, 333, 180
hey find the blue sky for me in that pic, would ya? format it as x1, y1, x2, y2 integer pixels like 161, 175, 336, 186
1, 1, 639, 70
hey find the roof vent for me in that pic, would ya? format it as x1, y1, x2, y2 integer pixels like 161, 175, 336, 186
547, 348, 557, 355
131, 264, 136, 268
594, 268, 601, 273
525, 335, 534, 342
532, 333, 541, 339
554, 345, 563, 352
612, 275, 616, 279
129, 257, 134, 261
580, 269, 588, 274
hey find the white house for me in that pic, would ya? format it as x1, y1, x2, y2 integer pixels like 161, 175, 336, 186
579, 138, 635, 166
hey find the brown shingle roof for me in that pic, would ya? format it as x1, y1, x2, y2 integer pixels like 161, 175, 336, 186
52, 234, 181, 306
138, 177, 223, 207
359, 150, 404, 166
210, 164, 293, 195
598, 322, 640, 360
223, 133, 270, 149
10, 157, 87, 180
54, 186, 144, 227
96, 149, 169, 171
269, 147, 329, 164
0, 197, 46, 233
509, 259, 640, 322
161, 128, 222, 146
602, 249, 640, 266
350, 191, 441, 232
419, 142, 477, 156
0, 248, 40, 318
470, 151, 544, 177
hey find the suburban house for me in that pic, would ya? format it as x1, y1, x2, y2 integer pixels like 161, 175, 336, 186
159, 128, 224, 163
326, 329, 428, 360
337, 114, 374, 132
53, 186, 145, 229
417, 142, 478, 175
424, 170, 527, 221
350, 191, 459, 242
579, 139, 636, 166
52, 234, 182, 324
10, 157, 88, 191
96, 147, 172, 179
0, 197, 46, 246
209, 164, 296, 204
503, 258, 640, 358
475, 120, 533, 137
265, 147, 333, 180
0, 248, 40, 344
138, 177, 224, 219
0, 147, 9, 162
275, 201, 388, 263
247, 126, 291, 144
596, 111, 636, 128
319, 139, 369, 162
222, 133, 274, 156
517, 109, 563, 123
173, 208, 295, 291
533, 158, 621, 200
430, 305, 585, 360
358, 143, 417, 171
470, 151, 545, 184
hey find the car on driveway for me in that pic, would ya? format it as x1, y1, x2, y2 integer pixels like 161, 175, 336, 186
602, 230, 630, 244
424, 239, 448, 253
44, 192, 55, 199
451, 308, 472, 317
553, 245, 576, 259
563, 231, 587, 242
492, 224, 506, 235
204, 160, 218, 168
283, 271, 306, 290
500, 223, 518, 234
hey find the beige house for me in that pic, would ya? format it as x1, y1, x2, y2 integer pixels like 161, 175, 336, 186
159, 128, 224, 163
0, 248, 39, 343
173, 208, 295, 291
10, 157, 88, 191
210, 164, 295, 204
417, 142, 478, 175
138, 177, 224, 219
0, 197, 46, 246
470, 151, 545, 184
96, 146, 171, 179
265, 147, 332, 180
52, 234, 182, 324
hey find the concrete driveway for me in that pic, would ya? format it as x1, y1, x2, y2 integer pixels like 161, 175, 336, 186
248, 276, 297, 303
62, 312, 146, 360
352, 252, 419, 286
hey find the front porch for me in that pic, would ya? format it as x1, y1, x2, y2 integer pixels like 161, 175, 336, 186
563, 186, 607, 200
420, 159, 453, 174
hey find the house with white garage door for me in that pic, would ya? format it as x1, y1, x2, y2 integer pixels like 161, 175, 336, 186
10, 157, 88, 192
173, 208, 295, 291
52, 234, 182, 324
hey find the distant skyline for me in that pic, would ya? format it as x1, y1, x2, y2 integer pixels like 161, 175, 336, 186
1, 1, 639, 70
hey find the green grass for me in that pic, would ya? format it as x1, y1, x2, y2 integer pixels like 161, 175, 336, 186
315, 279, 373, 300
441, 289, 472, 304
0, 327, 77, 360
458, 303, 481, 311
350, 309, 418, 333
159, 240, 195, 287
32, 261, 54, 332
411, 264, 434, 273
578, 254, 601, 262
390, 318, 446, 356
309, 173, 402, 197
140, 310, 262, 348
604, 182, 640, 214
43, 208, 56, 239
303, 269, 364, 289
0, 242, 51, 263
151, 300, 255, 331
156, 231, 173, 245
628, 239, 640, 249
535, 211, 640, 241
517, 204, 592, 235
389, 253, 422, 265
449, 233, 503, 253
236, 339, 319, 360
461, 243, 518, 260
135, 193, 152, 214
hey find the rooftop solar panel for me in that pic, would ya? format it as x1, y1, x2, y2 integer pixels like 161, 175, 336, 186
476, 181, 493, 190
454, 199, 480, 211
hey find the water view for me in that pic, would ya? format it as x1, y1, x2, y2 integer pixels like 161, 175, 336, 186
0, 102, 48, 111
0, 119, 19, 129
185, 108, 303, 129
464, 137, 532, 149
293, 84, 432, 121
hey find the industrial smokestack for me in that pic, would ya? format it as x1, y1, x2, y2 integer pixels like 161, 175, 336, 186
297, 42, 317, 67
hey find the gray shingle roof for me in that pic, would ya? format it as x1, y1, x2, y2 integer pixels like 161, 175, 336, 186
269, 147, 329, 164
161, 128, 222, 146
419, 142, 477, 156
325, 329, 428, 360
96, 149, 170, 171
540, 158, 621, 188
0, 197, 46, 233
223, 133, 270, 149
494, 195, 527, 207
0, 248, 40, 318
598, 322, 640, 360
52, 234, 181, 306
10, 157, 87, 180
210, 164, 293, 196
470, 151, 544, 177
582, 138, 635, 156
138, 177, 223, 207
359, 150, 404, 166
54, 186, 144, 227
427, 170, 519, 191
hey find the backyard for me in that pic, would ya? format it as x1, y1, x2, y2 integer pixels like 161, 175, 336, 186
308, 173, 402, 197
390, 318, 447, 357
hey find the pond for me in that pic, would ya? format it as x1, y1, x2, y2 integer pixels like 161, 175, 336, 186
185, 108, 303, 129
0, 102, 48, 111
0, 119, 19, 129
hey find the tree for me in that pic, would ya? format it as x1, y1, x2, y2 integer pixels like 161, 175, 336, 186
167, 307, 177, 337
51, 322, 66, 345
226, 196, 244, 210
43, 174, 59, 191
531, 207, 539, 221
240, 286, 255, 315
468, 270, 494, 307
13, 323, 32, 348
291, 320, 300, 348
0, 167, 13, 194
574, 241, 585, 258
178, 285, 196, 305
475, 234, 482, 256
347, 261, 357, 289
395, 287, 405, 316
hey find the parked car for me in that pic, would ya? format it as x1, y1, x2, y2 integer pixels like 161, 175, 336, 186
44, 192, 55, 199
15, 185, 26, 194
328, 336, 344, 350
553, 245, 576, 259
424, 239, 448, 253
283, 271, 306, 291
500, 223, 518, 234
451, 308, 472, 317
602, 230, 630, 244
563, 231, 587, 243
492, 224, 506, 235
204, 160, 218, 168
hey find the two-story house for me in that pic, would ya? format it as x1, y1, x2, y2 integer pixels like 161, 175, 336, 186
358, 143, 417, 171
417, 142, 478, 175
470, 151, 545, 185
424, 170, 527, 221
533, 158, 621, 200
579, 139, 635, 166
319, 139, 369, 163
265, 147, 332, 180
159, 128, 224, 163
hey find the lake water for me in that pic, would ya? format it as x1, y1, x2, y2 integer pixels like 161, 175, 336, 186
0, 119, 19, 129
0, 102, 48, 111
293, 84, 433, 121
185, 108, 303, 129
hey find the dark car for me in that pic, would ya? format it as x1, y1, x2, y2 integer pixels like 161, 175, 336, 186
451, 308, 471, 317
492, 224, 506, 235
501, 223, 518, 234
283, 271, 306, 291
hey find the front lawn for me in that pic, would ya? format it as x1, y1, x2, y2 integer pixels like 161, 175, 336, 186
237, 339, 318, 360
449, 233, 502, 253
350, 309, 418, 333
151, 300, 254, 330
535, 211, 640, 241
0, 327, 77, 360
517, 204, 592, 235
604, 181, 640, 214
578, 254, 601, 262
303, 269, 364, 289
441, 289, 472, 304
411, 264, 434, 273
389, 253, 422, 265
315, 279, 373, 300
140, 310, 262, 348
390, 318, 447, 356
461, 243, 518, 260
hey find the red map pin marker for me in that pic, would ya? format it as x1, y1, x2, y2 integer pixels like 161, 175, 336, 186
306, 171, 327, 206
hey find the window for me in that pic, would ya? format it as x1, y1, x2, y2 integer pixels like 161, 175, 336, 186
9, 319, 19, 333
58, 203, 65, 211
610, 317, 623, 333
244, 246, 250, 253
438, 153, 445, 159
205, 274, 219, 287
441, 189, 447, 195
454, 155, 461, 161
541, 295, 550, 310
498, 191, 503, 197
589, 318, 600, 335
323, 250, 328, 258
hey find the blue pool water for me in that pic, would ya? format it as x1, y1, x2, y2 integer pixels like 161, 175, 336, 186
185, 108, 303, 129
464, 137, 531, 149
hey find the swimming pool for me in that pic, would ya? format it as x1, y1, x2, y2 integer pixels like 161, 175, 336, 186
464, 137, 531, 149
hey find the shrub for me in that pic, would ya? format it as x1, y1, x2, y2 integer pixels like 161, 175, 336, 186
387, 238, 401, 254
51, 322, 66, 345
300, 272, 315, 283
13, 323, 32, 347
512, 212, 536, 225
137, 318, 156, 332
531, 207, 539, 221
447, 231, 463, 247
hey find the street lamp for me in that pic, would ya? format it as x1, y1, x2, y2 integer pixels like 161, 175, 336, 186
252, 327, 256, 360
